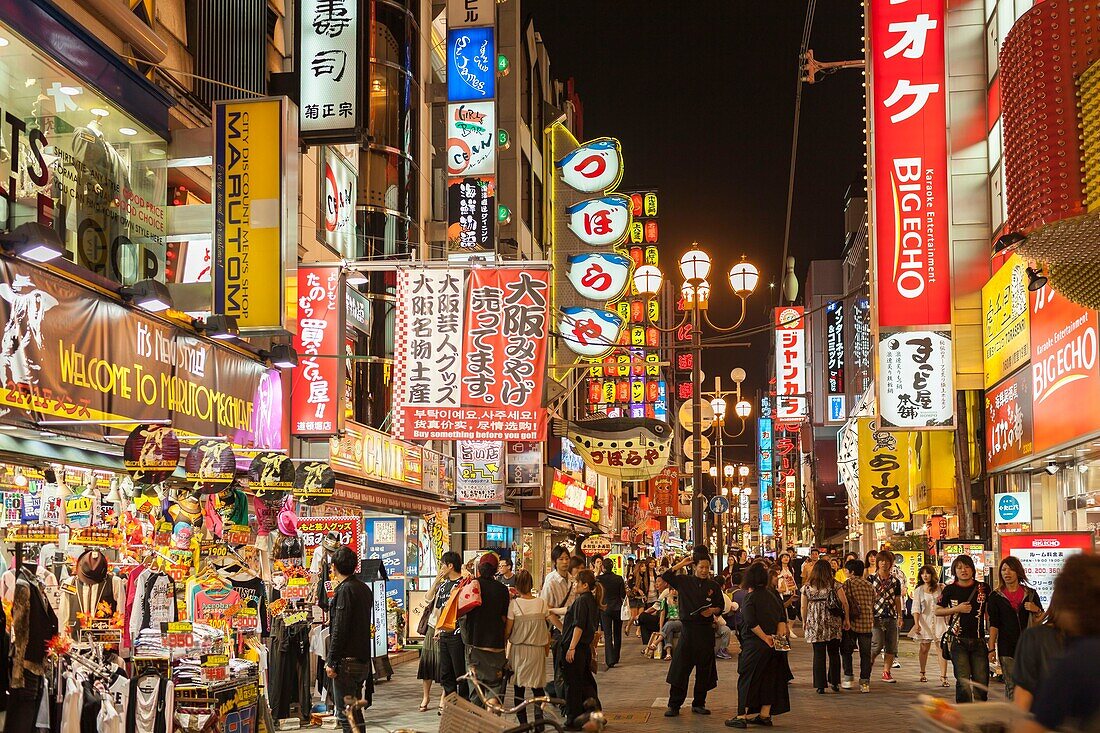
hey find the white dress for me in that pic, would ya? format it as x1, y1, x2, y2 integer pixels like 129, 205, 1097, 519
912, 585, 948, 642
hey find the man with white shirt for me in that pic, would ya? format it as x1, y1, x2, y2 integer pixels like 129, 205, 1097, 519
541, 546, 574, 698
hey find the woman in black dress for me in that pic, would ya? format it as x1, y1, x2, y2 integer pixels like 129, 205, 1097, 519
725, 562, 791, 728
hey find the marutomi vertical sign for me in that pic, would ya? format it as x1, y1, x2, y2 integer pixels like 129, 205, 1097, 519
775, 307, 807, 420
868, 0, 951, 327
214, 97, 297, 333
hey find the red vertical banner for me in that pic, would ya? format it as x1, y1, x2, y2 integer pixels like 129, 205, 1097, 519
292, 265, 343, 436
648, 466, 678, 517
869, 0, 951, 327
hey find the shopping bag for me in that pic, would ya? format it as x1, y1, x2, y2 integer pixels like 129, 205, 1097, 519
456, 577, 482, 617
436, 583, 461, 631
620, 599, 631, 621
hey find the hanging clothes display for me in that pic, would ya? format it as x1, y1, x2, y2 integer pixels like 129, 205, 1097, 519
267, 616, 311, 721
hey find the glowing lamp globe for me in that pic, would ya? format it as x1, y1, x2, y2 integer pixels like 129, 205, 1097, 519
735, 400, 752, 419
729, 257, 760, 296
678, 245, 712, 283
632, 265, 663, 297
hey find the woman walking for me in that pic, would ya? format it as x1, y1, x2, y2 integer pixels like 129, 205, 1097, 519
800, 558, 849, 694
505, 569, 550, 729
911, 565, 949, 686
987, 556, 1044, 700
725, 562, 791, 728
417, 566, 450, 711
935, 554, 992, 702
561, 569, 601, 731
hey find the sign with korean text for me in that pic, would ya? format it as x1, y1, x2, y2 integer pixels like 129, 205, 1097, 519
869, 0, 951, 327
857, 417, 912, 522
775, 307, 807, 420
999, 532, 1094, 608
298, 0, 362, 142
982, 255, 1030, 388
392, 266, 549, 442
455, 440, 504, 505
877, 330, 954, 429
292, 265, 344, 436
447, 177, 495, 253
321, 147, 357, 257
447, 0, 494, 27
985, 368, 1033, 470
548, 469, 595, 522
214, 97, 295, 332
329, 420, 423, 490
1029, 284, 1100, 453
826, 300, 845, 397
648, 466, 678, 517
447, 27, 495, 102
447, 102, 496, 177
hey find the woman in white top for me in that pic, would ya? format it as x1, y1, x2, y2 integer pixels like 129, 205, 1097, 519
505, 569, 551, 729
776, 553, 799, 637
911, 564, 949, 686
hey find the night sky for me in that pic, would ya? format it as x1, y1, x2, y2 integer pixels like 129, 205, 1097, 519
526, 1, 866, 458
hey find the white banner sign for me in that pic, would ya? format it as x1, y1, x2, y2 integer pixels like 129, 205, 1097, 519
447, 0, 494, 27
456, 440, 504, 505
395, 268, 466, 410
322, 147, 357, 257
299, 0, 361, 140
877, 330, 954, 429
775, 307, 807, 420
446, 102, 496, 177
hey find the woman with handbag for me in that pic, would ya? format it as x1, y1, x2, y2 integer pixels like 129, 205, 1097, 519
935, 554, 992, 703
987, 556, 1044, 701
911, 565, 949, 686
800, 559, 850, 694
416, 566, 451, 711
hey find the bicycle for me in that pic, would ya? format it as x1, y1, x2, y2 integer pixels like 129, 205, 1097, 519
455, 666, 606, 733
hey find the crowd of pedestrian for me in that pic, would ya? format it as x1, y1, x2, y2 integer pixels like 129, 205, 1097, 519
405, 542, 1099, 731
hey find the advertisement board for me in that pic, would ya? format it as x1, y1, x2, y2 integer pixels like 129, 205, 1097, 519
1000, 532, 1094, 608
363, 517, 406, 581
455, 440, 504, 505
857, 417, 912, 522
993, 491, 1032, 524
292, 265, 344, 437
446, 177, 496, 253
298, 0, 363, 142
938, 541, 990, 581
877, 330, 954, 429
298, 516, 361, 566
505, 441, 542, 490
1029, 284, 1100, 453
446, 27, 495, 102
447, 0, 494, 27
213, 97, 295, 332
826, 300, 845, 397
758, 417, 774, 537
391, 266, 549, 441
984, 368, 1033, 471
329, 420, 423, 491
982, 255, 1030, 388
320, 147, 357, 257
547, 469, 596, 522
894, 550, 924, 593
648, 466, 679, 517
774, 307, 807, 420
868, 0, 951, 328
446, 102, 496, 177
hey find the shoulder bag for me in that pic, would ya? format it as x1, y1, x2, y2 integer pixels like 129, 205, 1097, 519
455, 576, 482, 617
826, 584, 845, 617
939, 585, 978, 660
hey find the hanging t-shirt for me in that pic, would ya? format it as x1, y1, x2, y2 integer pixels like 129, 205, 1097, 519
230, 577, 269, 636
192, 586, 242, 625
127, 675, 174, 733
129, 572, 176, 640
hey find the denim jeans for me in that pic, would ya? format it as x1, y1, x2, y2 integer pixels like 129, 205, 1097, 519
841, 630, 873, 682
332, 673, 368, 733
1000, 656, 1016, 701
812, 639, 841, 690
950, 637, 990, 703
871, 617, 899, 658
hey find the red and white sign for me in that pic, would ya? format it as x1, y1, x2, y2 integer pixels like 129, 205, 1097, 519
985, 368, 1033, 471
548, 469, 596, 521
297, 516, 362, 562
869, 0, 951, 327
1000, 532, 1094, 608
775, 307, 807, 420
648, 466, 679, 517
392, 266, 550, 442
292, 265, 343, 436
1029, 285, 1100, 453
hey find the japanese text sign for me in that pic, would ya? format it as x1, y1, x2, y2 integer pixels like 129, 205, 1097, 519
857, 417, 912, 522
648, 466, 678, 517
447, 0, 494, 27
455, 440, 505, 505
775, 307, 807, 420
869, 0, 952, 327
447, 177, 495, 253
447, 27, 495, 102
298, 516, 361, 561
982, 255, 1030, 388
877, 330, 954, 429
392, 265, 549, 441
826, 300, 845, 395
298, 0, 362, 142
292, 265, 344, 436
1000, 532, 1094, 608
548, 469, 595, 521
985, 368, 1033, 470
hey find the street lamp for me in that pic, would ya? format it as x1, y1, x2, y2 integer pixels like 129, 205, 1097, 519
735, 400, 752, 420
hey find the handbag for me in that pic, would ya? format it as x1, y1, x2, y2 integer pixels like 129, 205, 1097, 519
456, 577, 482, 617
826, 587, 844, 618
620, 599, 631, 621
416, 603, 433, 636
939, 585, 978, 660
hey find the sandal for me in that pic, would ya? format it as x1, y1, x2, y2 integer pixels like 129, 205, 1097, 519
418, 703, 430, 712
920, 674, 927, 683
940, 675, 950, 687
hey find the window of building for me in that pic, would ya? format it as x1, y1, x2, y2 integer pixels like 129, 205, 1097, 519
521, 154, 532, 227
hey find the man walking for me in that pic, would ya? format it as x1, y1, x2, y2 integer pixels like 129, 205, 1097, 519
596, 558, 627, 668
870, 550, 904, 684
841, 559, 876, 692
325, 547, 374, 733
541, 546, 574, 698
496, 557, 516, 589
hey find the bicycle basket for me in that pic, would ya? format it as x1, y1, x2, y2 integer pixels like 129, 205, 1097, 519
439, 693, 514, 733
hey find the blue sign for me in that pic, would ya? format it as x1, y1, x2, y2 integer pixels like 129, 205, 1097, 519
997, 494, 1020, 520
758, 418, 773, 473
828, 395, 846, 422
363, 517, 406, 580
485, 523, 513, 545
759, 475, 774, 537
447, 28, 495, 101
709, 495, 730, 515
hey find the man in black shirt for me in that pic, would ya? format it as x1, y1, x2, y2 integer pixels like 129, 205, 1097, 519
325, 547, 374, 733
461, 553, 510, 705
663, 547, 724, 717
562, 569, 601, 731
596, 558, 627, 668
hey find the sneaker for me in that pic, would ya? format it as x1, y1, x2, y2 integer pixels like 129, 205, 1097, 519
664, 708, 680, 717
860, 682, 870, 693
882, 672, 896, 683
841, 677, 854, 690
892, 660, 902, 669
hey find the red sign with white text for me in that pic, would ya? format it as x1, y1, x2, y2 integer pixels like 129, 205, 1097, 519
1000, 532, 1094, 609
1029, 285, 1100, 454
984, 368, 1033, 471
870, 0, 952, 327
774, 307, 807, 420
292, 265, 343, 436
548, 469, 596, 521
648, 466, 678, 517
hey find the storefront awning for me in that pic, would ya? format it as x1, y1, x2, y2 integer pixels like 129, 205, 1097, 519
332, 480, 449, 515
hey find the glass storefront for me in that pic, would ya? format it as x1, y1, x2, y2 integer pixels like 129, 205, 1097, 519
0, 22, 167, 285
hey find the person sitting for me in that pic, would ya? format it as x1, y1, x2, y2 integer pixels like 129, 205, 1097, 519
659, 587, 683, 660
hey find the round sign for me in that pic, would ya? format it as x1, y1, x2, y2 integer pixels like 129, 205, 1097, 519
682, 435, 712, 459
293, 461, 335, 506
677, 400, 715, 431
248, 452, 295, 500
581, 535, 612, 557
184, 440, 237, 493
123, 425, 180, 484
709, 495, 730, 515
997, 494, 1021, 522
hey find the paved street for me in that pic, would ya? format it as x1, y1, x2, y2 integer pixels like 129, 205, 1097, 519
361, 628, 1000, 732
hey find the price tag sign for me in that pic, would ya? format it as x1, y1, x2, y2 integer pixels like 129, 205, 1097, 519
201, 654, 229, 683
284, 577, 310, 600
163, 621, 194, 649
232, 607, 259, 631
199, 540, 228, 559
166, 563, 192, 582
283, 611, 309, 626
224, 525, 251, 546
324, 580, 335, 600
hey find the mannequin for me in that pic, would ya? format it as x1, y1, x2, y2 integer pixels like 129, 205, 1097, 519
60, 550, 121, 636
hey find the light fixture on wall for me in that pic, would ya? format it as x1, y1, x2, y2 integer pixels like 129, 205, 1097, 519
1027, 266, 1048, 292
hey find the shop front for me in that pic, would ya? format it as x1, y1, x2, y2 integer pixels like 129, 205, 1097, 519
520, 468, 598, 589
326, 419, 453, 650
